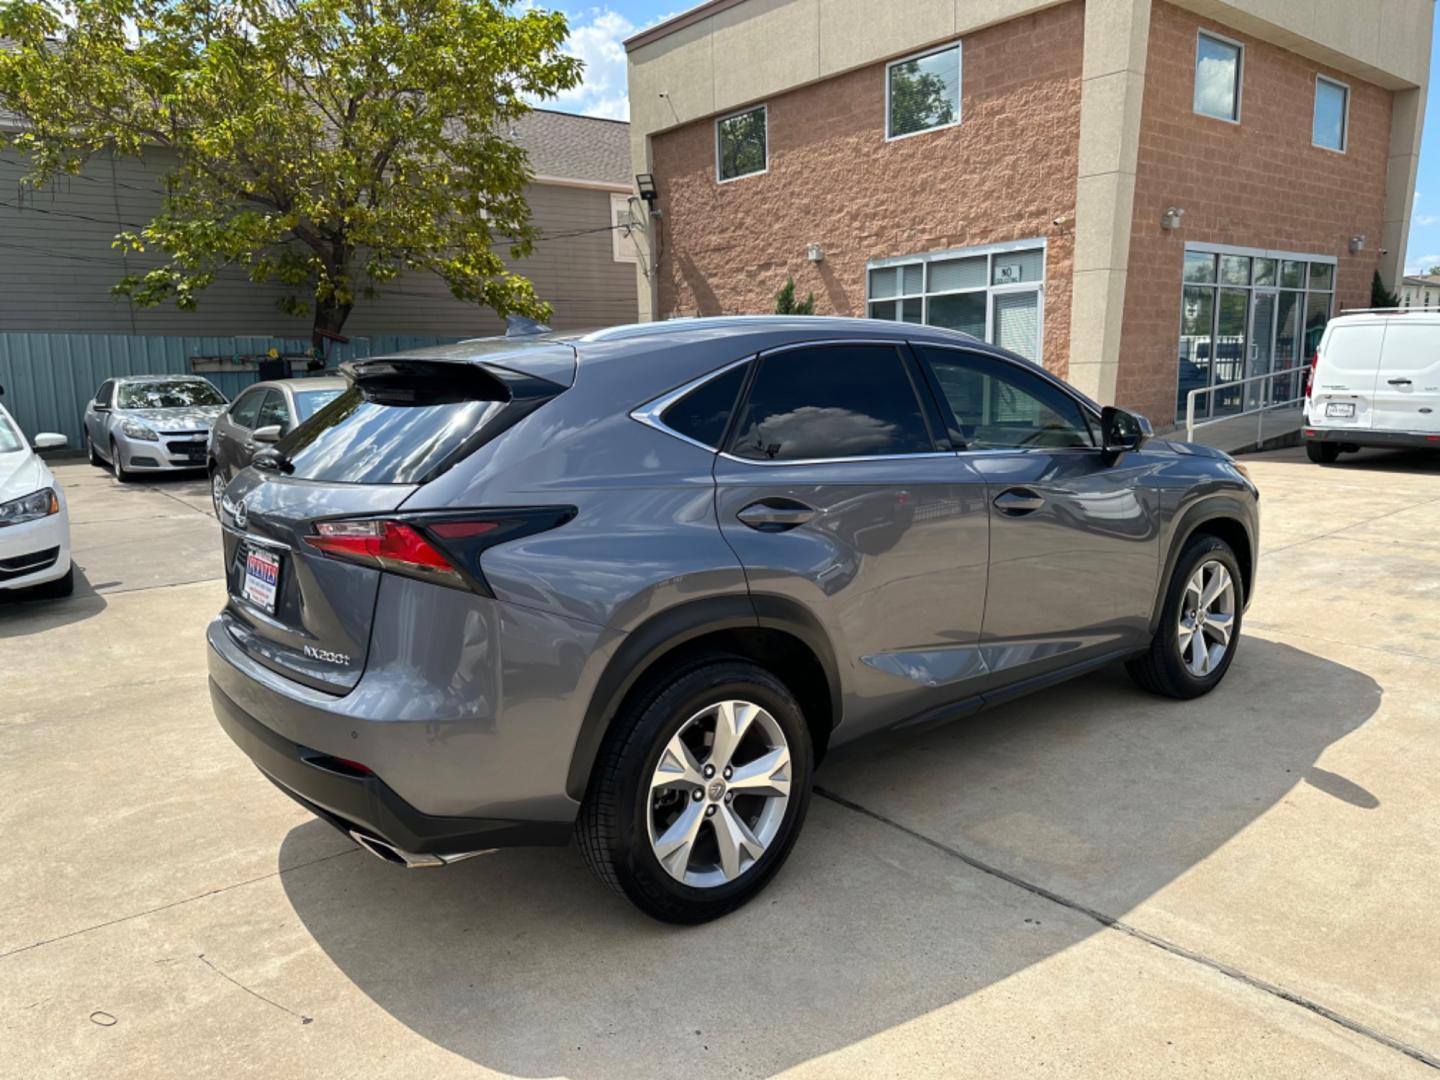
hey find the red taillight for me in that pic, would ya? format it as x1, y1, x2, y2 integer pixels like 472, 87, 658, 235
305, 519, 462, 582
302, 508, 575, 595
1304, 351, 1319, 400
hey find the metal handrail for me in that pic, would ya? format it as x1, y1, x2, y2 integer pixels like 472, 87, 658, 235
1185, 364, 1308, 442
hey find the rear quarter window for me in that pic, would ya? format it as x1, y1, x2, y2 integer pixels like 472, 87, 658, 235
660, 363, 748, 448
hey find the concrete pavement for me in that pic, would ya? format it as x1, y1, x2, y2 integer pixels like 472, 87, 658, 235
1, 448, 1438, 1078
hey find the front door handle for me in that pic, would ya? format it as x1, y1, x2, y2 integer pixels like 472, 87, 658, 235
737, 498, 816, 532
1387, 378, 1413, 386
993, 488, 1046, 515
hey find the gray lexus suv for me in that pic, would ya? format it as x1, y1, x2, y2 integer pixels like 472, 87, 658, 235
208, 317, 1259, 923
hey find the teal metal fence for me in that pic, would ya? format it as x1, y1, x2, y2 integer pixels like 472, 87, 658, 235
0, 333, 457, 446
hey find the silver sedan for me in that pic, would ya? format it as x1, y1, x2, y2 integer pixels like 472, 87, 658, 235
83, 376, 229, 482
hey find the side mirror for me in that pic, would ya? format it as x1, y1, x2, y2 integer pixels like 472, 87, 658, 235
252, 424, 282, 444
33, 433, 68, 450
93, 401, 111, 412
1101, 406, 1152, 456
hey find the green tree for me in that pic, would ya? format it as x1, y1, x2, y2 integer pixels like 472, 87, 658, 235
1370, 270, 1400, 308
0, 0, 582, 348
774, 276, 816, 315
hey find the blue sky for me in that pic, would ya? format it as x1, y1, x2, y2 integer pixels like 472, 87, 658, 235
553, 4, 1440, 278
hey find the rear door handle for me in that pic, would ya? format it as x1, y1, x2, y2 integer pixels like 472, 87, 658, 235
993, 488, 1046, 515
737, 499, 816, 532
1387, 378, 1413, 386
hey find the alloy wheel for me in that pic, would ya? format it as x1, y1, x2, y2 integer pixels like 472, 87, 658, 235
1177, 559, 1236, 677
211, 471, 226, 517
646, 699, 792, 888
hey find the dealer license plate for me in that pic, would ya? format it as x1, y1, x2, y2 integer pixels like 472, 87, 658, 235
242, 547, 281, 614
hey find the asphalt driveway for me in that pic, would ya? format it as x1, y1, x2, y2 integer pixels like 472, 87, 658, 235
2, 447, 1438, 1078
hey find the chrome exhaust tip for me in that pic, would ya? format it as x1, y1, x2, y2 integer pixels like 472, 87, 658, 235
347, 830, 494, 869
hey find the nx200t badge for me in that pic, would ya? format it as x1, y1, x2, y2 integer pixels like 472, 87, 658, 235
304, 645, 351, 666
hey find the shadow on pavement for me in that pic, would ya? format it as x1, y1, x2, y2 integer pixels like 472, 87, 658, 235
1259, 447, 1440, 475
0, 562, 107, 636
280, 637, 1380, 1078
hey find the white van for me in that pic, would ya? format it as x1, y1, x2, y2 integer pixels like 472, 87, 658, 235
1303, 310, 1440, 464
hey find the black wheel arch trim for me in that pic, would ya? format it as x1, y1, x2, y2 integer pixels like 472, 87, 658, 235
565, 593, 843, 802
1150, 494, 1257, 634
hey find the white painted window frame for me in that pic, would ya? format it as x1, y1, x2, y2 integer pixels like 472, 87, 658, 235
609, 193, 640, 264
715, 103, 768, 184
1193, 29, 1245, 125
1312, 74, 1350, 154
885, 41, 963, 142
866, 238, 1047, 364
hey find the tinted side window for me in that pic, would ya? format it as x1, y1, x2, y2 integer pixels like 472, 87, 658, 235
660, 363, 748, 448
229, 389, 265, 429
728, 344, 932, 461
255, 390, 290, 431
918, 348, 1095, 450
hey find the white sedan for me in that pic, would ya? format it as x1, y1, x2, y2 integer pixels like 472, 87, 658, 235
0, 400, 73, 598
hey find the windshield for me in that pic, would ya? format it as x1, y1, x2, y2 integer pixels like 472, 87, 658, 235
295, 388, 344, 422
0, 413, 23, 453
117, 381, 226, 409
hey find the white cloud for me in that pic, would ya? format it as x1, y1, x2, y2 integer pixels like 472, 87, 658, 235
1404, 254, 1440, 275
545, 9, 635, 121
535, 7, 678, 121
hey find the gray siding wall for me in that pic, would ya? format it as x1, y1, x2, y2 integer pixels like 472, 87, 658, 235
0, 148, 638, 336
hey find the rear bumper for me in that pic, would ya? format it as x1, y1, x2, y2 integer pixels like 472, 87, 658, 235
1303, 427, 1440, 450
209, 675, 572, 856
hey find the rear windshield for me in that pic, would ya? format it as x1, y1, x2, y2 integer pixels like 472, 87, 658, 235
276, 386, 507, 485
118, 381, 226, 409
294, 388, 344, 421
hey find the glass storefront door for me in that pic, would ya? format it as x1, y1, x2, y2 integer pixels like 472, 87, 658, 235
1246, 290, 1278, 410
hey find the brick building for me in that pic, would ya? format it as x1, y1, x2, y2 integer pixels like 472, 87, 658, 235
623, 0, 1431, 429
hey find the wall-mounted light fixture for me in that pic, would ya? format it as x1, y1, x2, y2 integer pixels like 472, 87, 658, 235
635, 173, 658, 210
806, 242, 825, 263
1161, 206, 1185, 231
1349, 234, 1366, 254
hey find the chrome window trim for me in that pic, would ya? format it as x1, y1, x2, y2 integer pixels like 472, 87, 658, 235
629, 355, 755, 454
718, 451, 958, 468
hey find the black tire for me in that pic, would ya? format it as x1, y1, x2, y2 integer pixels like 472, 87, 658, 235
110, 440, 131, 483
1306, 441, 1340, 464
1126, 534, 1243, 700
22, 565, 75, 600
576, 655, 814, 924
86, 432, 102, 468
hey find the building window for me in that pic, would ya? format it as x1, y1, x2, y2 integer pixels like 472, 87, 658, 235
1194, 31, 1243, 122
1313, 76, 1349, 152
867, 241, 1045, 363
1177, 244, 1335, 421
716, 105, 767, 182
610, 193, 640, 263
886, 43, 961, 140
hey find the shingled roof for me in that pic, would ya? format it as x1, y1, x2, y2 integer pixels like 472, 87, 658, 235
512, 108, 630, 187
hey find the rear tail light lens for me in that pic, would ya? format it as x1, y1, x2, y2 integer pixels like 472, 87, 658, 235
303, 508, 575, 594
305, 519, 462, 584
1304, 351, 1319, 400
